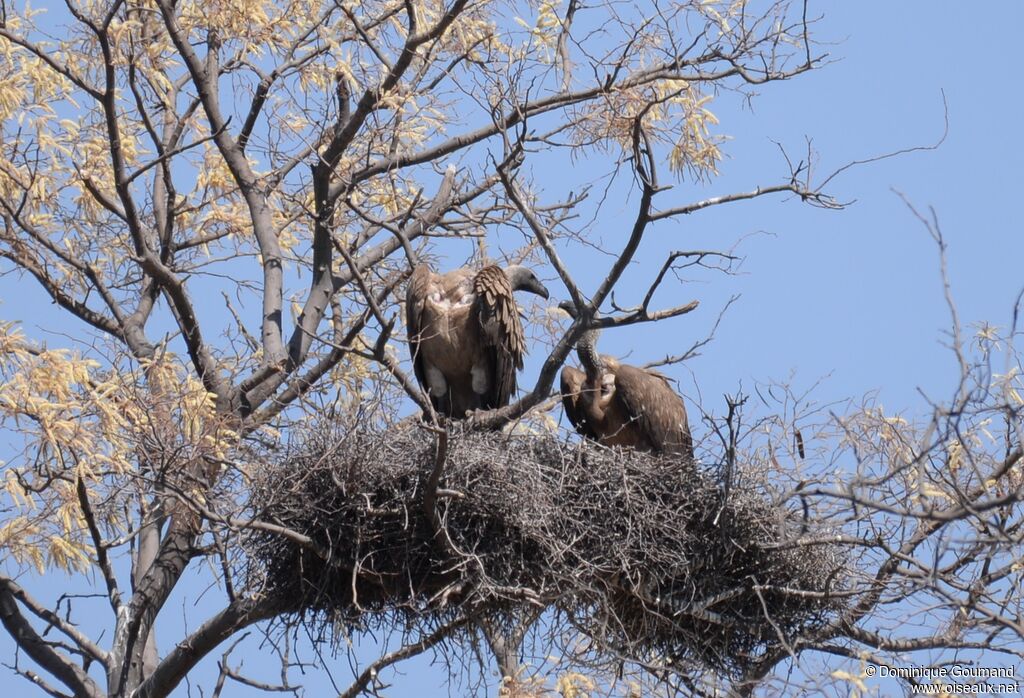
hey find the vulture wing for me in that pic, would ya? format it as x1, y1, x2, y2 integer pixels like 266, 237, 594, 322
473, 265, 525, 409
612, 364, 693, 458
560, 365, 598, 439
405, 264, 440, 410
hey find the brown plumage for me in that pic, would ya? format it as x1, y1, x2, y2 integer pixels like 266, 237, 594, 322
406, 262, 548, 417
560, 303, 693, 458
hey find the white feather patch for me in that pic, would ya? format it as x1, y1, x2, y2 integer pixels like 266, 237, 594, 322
425, 365, 447, 396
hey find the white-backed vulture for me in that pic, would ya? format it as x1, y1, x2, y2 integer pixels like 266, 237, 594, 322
406, 263, 549, 417
559, 301, 693, 458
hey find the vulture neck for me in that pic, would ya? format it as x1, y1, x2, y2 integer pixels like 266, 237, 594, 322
576, 328, 605, 382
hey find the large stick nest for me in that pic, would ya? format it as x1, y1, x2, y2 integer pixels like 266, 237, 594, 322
245, 424, 845, 677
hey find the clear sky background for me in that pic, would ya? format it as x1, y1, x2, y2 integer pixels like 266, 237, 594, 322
2, 1, 1024, 695
606, 2, 1024, 421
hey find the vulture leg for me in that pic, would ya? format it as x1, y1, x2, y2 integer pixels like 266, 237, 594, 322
449, 388, 482, 418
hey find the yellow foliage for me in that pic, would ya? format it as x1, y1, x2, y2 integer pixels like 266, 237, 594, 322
992, 367, 1024, 406
830, 668, 868, 696
48, 534, 92, 574
555, 671, 596, 698
699, 0, 749, 38
0, 324, 238, 574
498, 672, 550, 698
568, 79, 723, 181
515, 0, 563, 61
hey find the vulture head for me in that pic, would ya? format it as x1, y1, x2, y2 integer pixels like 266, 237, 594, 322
504, 265, 550, 300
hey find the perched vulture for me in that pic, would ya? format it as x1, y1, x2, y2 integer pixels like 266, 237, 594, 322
406, 263, 549, 417
559, 301, 693, 458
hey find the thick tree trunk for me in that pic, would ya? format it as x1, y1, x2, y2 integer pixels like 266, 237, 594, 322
482, 621, 522, 681
108, 505, 196, 697
133, 501, 163, 682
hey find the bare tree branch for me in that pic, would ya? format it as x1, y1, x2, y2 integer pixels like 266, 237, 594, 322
0, 579, 104, 698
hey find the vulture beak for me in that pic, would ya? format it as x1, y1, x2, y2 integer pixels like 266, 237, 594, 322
557, 300, 578, 318
529, 279, 550, 300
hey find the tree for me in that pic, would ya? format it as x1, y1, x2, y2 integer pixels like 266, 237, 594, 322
5, 0, 1019, 696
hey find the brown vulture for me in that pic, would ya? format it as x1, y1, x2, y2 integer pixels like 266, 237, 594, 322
559, 301, 693, 458
406, 263, 549, 417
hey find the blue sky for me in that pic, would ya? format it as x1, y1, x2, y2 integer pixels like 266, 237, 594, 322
675, 2, 1024, 414
2, 1, 1024, 695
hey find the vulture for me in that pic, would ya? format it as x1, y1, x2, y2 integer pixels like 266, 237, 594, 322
559, 301, 693, 458
406, 263, 549, 417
